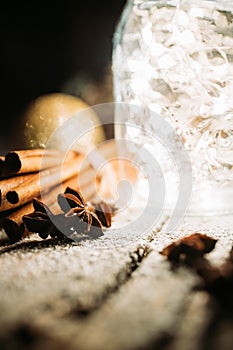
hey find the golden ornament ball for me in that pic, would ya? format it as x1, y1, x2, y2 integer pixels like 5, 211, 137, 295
21, 93, 105, 153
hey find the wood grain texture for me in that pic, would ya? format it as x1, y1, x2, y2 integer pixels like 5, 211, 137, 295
0, 214, 232, 350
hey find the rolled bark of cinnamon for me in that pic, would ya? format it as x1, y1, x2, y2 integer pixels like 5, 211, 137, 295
2, 173, 98, 242
1, 184, 68, 242
0, 140, 128, 242
0, 173, 35, 206
0, 152, 88, 212
0, 148, 78, 178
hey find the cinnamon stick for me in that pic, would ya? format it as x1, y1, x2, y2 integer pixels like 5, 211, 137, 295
1, 184, 65, 242
2, 172, 100, 242
0, 173, 36, 206
0, 140, 122, 241
0, 148, 78, 178
0, 152, 86, 212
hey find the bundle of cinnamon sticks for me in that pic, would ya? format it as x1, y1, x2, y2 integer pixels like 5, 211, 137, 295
0, 141, 139, 243
0, 148, 100, 243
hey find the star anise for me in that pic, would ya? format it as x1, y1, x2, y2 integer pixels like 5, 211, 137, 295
22, 199, 66, 240
22, 187, 112, 241
92, 201, 112, 228
23, 198, 94, 241
160, 233, 217, 265
57, 187, 112, 232
161, 234, 233, 310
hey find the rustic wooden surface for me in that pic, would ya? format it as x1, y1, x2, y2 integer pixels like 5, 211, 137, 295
0, 213, 232, 350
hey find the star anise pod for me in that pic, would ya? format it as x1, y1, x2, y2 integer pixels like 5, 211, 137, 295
57, 187, 112, 232
161, 233, 218, 265
161, 234, 233, 310
22, 199, 66, 240
23, 198, 94, 240
92, 201, 112, 228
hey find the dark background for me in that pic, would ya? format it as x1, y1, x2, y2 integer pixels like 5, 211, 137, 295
0, 0, 126, 152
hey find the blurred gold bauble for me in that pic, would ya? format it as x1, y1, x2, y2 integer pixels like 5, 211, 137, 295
21, 93, 105, 153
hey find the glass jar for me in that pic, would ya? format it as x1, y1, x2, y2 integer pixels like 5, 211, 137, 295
112, 0, 233, 215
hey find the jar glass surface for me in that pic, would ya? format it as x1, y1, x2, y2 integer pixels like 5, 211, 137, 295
112, 0, 233, 215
